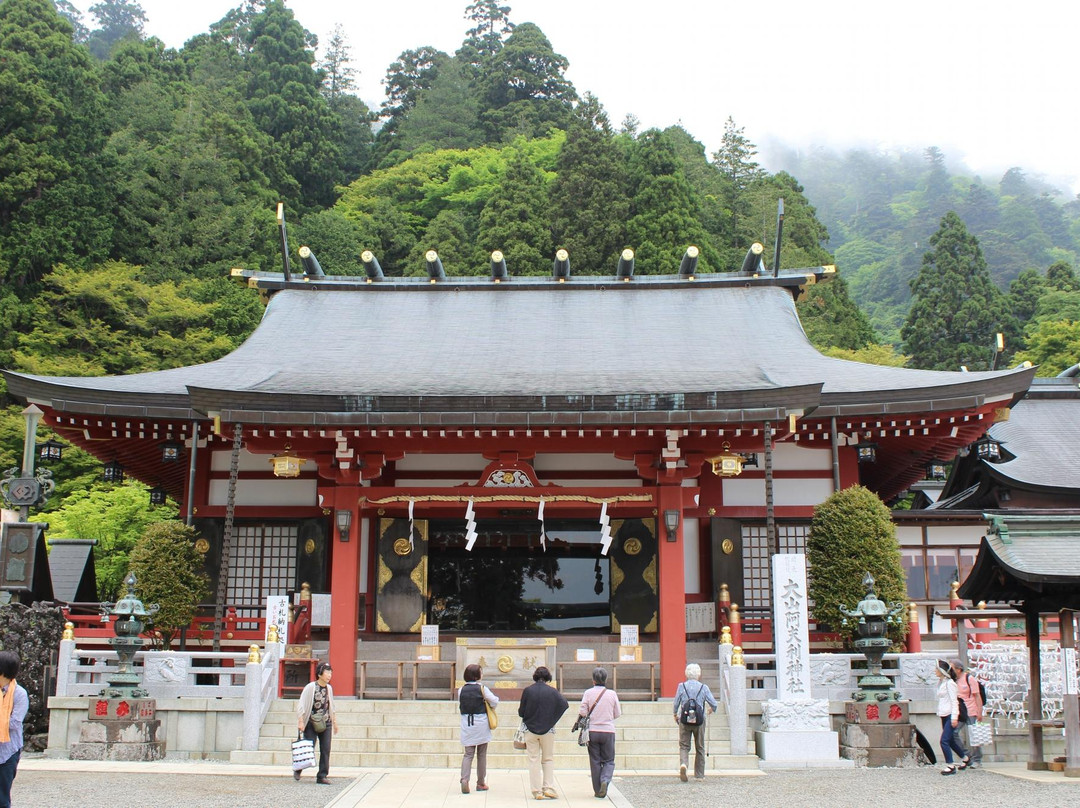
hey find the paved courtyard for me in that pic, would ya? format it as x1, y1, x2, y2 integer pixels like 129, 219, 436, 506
14, 757, 1080, 808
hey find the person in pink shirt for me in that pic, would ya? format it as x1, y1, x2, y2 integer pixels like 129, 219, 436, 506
577, 667, 622, 798
951, 659, 985, 767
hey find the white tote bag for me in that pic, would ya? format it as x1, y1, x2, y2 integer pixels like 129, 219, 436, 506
292, 733, 316, 771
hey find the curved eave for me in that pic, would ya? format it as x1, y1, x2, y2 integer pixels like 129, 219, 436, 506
959, 536, 1080, 611
2, 370, 200, 419
188, 383, 826, 425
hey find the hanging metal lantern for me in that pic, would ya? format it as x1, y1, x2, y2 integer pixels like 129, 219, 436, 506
270, 446, 305, 478
708, 442, 745, 477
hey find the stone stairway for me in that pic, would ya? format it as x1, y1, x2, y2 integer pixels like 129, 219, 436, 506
232, 698, 758, 771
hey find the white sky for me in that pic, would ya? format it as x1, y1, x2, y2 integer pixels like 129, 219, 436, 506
72, 0, 1080, 195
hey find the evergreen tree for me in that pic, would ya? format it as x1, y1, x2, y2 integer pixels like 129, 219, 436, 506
0, 0, 111, 287
85, 0, 147, 59
624, 129, 716, 274
395, 58, 483, 153
1046, 260, 1079, 291
476, 143, 552, 275
1008, 267, 1046, 329
458, 0, 513, 76
318, 27, 373, 179
549, 94, 629, 273
797, 275, 878, 351
242, 0, 342, 208
379, 46, 449, 133
901, 211, 1017, 370
478, 22, 576, 142
128, 521, 210, 649
711, 116, 764, 248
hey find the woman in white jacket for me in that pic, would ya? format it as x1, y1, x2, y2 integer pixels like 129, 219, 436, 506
935, 659, 970, 775
296, 662, 338, 784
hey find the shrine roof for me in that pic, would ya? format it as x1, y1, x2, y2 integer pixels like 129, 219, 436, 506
3, 275, 1034, 422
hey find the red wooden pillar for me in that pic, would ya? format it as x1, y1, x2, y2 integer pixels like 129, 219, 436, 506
328, 489, 361, 696
657, 485, 687, 698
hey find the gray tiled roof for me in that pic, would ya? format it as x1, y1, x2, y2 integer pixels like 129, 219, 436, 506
46, 538, 96, 603
3, 283, 1033, 418
986, 393, 1080, 490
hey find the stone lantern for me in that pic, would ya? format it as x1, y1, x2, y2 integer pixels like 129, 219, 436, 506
837, 571, 916, 767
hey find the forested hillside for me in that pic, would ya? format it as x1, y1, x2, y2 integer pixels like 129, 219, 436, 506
3, 0, 1079, 541
772, 145, 1080, 355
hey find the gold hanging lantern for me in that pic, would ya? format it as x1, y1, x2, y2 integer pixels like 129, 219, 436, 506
270, 445, 305, 478
707, 442, 744, 477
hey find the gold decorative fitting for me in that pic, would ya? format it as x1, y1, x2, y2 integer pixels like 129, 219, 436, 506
267, 624, 279, 644
497, 655, 515, 673
62, 622, 75, 641
304, 538, 316, 555
731, 646, 745, 666
707, 507, 716, 516
949, 580, 960, 598
720, 626, 732, 644
707, 442, 744, 477
729, 603, 741, 624
194, 538, 210, 554
393, 538, 413, 556
721, 539, 735, 555
718, 583, 730, 603
300, 582, 311, 600
270, 445, 305, 478
623, 537, 642, 556
248, 644, 262, 663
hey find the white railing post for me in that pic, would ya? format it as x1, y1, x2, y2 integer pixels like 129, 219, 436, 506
242, 645, 265, 751
55, 638, 76, 697
727, 647, 748, 755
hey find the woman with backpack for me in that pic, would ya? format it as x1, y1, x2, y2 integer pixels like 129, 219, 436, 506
950, 659, 985, 767
672, 663, 717, 782
935, 659, 971, 775
577, 667, 622, 798
458, 663, 499, 793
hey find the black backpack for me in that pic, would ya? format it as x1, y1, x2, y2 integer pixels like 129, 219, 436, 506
459, 683, 485, 715
678, 682, 703, 726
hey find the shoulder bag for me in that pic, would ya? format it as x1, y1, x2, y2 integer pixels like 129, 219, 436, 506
513, 721, 528, 750
484, 691, 498, 730
573, 687, 607, 746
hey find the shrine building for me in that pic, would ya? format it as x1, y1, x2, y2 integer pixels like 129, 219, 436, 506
2, 250, 1035, 697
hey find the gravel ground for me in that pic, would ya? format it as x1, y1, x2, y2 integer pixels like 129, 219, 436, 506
618, 766, 1080, 808
13, 770, 346, 808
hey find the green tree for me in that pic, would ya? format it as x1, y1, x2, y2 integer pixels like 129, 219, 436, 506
85, 0, 147, 59
624, 129, 717, 274
797, 275, 877, 351
476, 143, 552, 275
549, 94, 629, 273
1009, 267, 1047, 328
901, 212, 1017, 370
805, 485, 908, 646
0, 0, 111, 287
128, 522, 210, 649
378, 46, 449, 135
1016, 319, 1080, 375
478, 22, 576, 142
395, 58, 483, 153
712, 116, 764, 247
458, 0, 513, 76
38, 481, 164, 600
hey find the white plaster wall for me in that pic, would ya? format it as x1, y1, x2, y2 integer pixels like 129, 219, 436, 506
207, 478, 317, 507
722, 477, 834, 507
396, 454, 488, 471
926, 525, 985, 545
211, 448, 276, 472
533, 454, 637, 472
896, 525, 925, 546
682, 518, 700, 593
770, 444, 833, 471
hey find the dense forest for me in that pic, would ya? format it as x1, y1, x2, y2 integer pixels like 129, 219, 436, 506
2, 0, 1080, 584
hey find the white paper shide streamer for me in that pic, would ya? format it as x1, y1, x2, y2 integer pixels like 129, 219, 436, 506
464, 499, 478, 551
599, 502, 612, 556
537, 498, 547, 551
408, 499, 415, 550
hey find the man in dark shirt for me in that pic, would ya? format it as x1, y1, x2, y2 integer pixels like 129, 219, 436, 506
518, 666, 568, 799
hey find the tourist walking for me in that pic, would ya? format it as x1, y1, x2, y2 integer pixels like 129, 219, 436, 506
458, 664, 499, 794
672, 663, 717, 781
936, 659, 970, 775
578, 667, 621, 798
296, 662, 338, 784
0, 652, 27, 808
519, 666, 569, 800
950, 659, 985, 767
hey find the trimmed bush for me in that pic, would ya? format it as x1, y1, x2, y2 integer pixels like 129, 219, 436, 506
806, 485, 908, 646
127, 521, 210, 649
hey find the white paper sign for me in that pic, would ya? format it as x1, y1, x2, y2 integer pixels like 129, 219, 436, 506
310, 593, 332, 627
1064, 647, 1079, 696
421, 624, 440, 647
265, 595, 289, 649
620, 625, 639, 647
576, 648, 596, 662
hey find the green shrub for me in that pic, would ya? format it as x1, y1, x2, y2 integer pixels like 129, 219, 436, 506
806, 485, 908, 647
127, 521, 210, 649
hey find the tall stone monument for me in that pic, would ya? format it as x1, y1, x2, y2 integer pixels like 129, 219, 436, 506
754, 554, 851, 767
